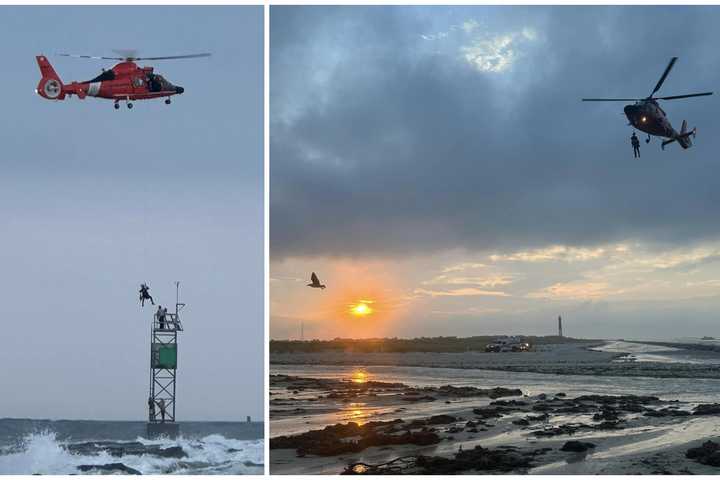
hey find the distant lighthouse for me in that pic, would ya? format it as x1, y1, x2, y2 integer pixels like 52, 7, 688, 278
558, 315, 563, 337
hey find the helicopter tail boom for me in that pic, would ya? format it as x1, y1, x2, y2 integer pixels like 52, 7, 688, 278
35, 55, 65, 100
661, 120, 695, 150
677, 120, 694, 149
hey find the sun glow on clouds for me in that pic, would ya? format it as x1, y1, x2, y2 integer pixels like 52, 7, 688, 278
442, 262, 487, 273
271, 240, 720, 340
527, 281, 621, 301
414, 287, 509, 298
270, 259, 409, 339
423, 274, 513, 287
490, 245, 608, 263
419, 18, 538, 73
461, 28, 538, 73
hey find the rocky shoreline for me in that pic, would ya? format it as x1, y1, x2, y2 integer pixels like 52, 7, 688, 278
270, 372, 720, 474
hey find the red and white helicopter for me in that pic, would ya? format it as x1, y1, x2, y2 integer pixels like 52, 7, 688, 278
36, 50, 210, 109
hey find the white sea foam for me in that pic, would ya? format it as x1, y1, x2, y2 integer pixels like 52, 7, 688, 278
0, 430, 264, 474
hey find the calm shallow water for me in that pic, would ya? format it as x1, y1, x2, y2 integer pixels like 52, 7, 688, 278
592, 340, 720, 365
272, 361, 720, 404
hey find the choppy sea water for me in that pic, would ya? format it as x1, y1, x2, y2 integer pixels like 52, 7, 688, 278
0, 419, 263, 474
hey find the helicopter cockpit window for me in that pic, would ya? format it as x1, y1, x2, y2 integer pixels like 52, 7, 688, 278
86, 70, 115, 83
148, 75, 174, 93
147, 74, 164, 92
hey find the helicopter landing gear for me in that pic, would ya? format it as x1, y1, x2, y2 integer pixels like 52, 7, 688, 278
165, 98, 171, 105
114, 101, 120, 110
127, 102, 133, 109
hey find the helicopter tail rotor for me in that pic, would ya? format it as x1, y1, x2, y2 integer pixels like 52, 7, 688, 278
35, 55, 65, 100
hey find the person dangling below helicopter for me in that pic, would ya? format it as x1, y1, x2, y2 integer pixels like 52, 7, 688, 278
139, 283, 155, 307
631, 132, 641, 158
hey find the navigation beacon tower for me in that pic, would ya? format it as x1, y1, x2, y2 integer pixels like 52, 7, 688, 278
147, 281, 185, 438
558, 315, 563, 338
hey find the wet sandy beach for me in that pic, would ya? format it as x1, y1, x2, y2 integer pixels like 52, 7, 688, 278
270, 341, 720, 474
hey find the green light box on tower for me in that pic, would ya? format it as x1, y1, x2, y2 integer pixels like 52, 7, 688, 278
151, 343, 178, 369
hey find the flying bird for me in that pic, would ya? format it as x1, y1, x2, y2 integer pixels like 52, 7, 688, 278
307, 272, 326, 290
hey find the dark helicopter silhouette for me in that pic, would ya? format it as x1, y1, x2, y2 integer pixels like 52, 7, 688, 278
582, 57, 713, 150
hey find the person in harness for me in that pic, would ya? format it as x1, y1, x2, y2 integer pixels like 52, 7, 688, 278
139, 283, 155, 307
158, 398, 167, 423
631, 132, 641, 158
148, 397, 155, 421
156, 305, 166, 329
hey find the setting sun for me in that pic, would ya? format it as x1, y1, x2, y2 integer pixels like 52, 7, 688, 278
350, 300, 374, 317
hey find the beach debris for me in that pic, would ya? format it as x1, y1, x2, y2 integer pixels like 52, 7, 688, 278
270, 420, 441, 456
693, 404, 720, 415
343, 445, 547, 474
434, 385, 523, 399
560, 440, 596, 452
686, 440, 720, 466
472, 406, 507, 419
343, 456, 418, 475
490, 399, 528, 407
67, 441, 186, 459
593, 407, 621, 421
534, 420, 622, 437
513, 413, 549, 426
426, 414, 457, 425
644, 407, 691, 417
77, 463, 142, 475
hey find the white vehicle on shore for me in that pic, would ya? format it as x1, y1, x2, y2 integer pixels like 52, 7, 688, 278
485, 336, 531, 353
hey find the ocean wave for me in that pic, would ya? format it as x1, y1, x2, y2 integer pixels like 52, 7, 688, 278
0, 429, 264, 474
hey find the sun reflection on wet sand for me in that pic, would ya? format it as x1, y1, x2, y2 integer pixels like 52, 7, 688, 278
344, 407, 371, 425
351, 370, 369, 383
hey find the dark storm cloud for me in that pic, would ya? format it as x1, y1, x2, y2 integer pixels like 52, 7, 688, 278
271, 6, 720, 260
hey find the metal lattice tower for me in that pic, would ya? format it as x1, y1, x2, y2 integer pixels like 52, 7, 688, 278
147, 282, 185, 438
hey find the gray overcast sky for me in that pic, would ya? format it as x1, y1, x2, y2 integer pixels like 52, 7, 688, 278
271, 6, 720, 341
0, 6, 263, 421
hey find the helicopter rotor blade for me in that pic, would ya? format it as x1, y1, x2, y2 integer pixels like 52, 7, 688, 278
133, 53, 212, 61
650, 56, 678, 97
655, 92, 714, 101
58, 53, 124, 60
581, 98, 639, 102
58, 52, 211, 62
